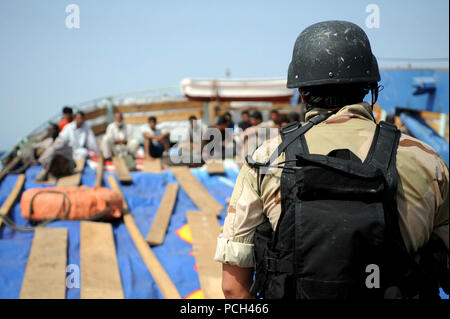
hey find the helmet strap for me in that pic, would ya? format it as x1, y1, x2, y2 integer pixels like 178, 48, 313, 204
368, 84, 384, 122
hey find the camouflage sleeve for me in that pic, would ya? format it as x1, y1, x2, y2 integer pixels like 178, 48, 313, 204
214, 134, 283, 268
396, 134, 449, 252
214, 162, 264, 268
432, 155, 449, 250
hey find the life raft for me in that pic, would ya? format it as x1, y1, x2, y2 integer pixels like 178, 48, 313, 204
20, 186, 123, 221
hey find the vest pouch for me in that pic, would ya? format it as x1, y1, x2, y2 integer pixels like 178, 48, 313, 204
264, 273, 296, 299
296, 277, 359, 299
294, 199, 386, 299
297, 165, 385, 202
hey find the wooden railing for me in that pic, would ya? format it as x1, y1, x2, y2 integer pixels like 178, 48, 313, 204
84, 100, 301, 136
113, 101, 204, 114
123, 110, 204, 125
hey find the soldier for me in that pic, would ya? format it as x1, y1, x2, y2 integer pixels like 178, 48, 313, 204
214, 20, 449, 299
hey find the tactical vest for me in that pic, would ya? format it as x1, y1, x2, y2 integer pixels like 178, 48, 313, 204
247, 114, 445, 299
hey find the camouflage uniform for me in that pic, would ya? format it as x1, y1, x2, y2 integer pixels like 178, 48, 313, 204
214, 102, 449, 268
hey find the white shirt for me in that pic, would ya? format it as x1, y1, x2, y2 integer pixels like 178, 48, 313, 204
140, 124, 166, 146
60, 121, 99, 158
181, 122, 207, 143
105, 121, 134, 142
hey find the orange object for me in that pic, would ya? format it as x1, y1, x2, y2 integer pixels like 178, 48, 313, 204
21, 186, 123, 221
58, 118, 71, 132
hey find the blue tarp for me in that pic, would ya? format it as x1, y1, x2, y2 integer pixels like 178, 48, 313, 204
0, 164, 238, 299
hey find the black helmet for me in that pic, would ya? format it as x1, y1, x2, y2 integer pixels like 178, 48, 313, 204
287, 20, 380, 89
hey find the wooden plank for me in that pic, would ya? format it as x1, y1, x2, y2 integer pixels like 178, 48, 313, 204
35, 168, 47, 182
396, 107, 443, 121
143, 158, 162, 173
216, 102, 296, 113
0, 174, 25, 229
80, 221, 124, 299
394, 116, 407, 131
146, 183, 179, 246
0, 157, 21, 182
35, 168, 57, 184
94, 154, 104, 187
206, 160, 225, 174
170, 166, 223, 215
187, 211, 224, 299
425, 119, 441, 135
418, 110, 443, 121
114, 101, 204, 114
20, 228, 68, 299
372, 104, 382, 113
208, 102, 217, 126
112, 157, 132, 184
92, 122, 107, 136
123, 110, 203, 125
84, 108, 107, 121
56, 157, 86, 187
107, 175, 181, 299
423, 113, 449, 141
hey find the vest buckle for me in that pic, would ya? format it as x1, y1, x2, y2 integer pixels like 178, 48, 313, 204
265, 257, 278, 272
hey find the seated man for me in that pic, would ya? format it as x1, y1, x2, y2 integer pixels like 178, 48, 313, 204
13, 123, 60, 178
31, 123, 60, 160
58, 106, 73, 132
278, 115, 290, 129
238, 110, 251, 131
241, 111, 277, 159
36, 136, 75, 181
242, 110, 277, 137
288, 111, 300, 123
202, 115, 235, 160
269, 109, 280, 126
141, 116, 170, 159
59, 111, 100, 159
171, 115, 207, 165
185, 115, 207, 143
101, 112, 139, 161
224, 112, 235, 130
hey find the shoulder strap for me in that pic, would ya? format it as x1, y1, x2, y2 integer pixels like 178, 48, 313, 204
296, 152, 380, 178
290, 121, 401, 179
366, 121, 400, 173
366, 121, 424, 297
246, 113, 333, 168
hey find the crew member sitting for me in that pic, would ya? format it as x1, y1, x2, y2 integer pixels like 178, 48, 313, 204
101, 112, 139, 161
141, 116, 170, 159
238, 110, 251, 131
59, 111, 100, 159
58, 106, 73, 132
241, 111, 277, 158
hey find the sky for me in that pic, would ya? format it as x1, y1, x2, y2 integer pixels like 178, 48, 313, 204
0, 0, 449, 151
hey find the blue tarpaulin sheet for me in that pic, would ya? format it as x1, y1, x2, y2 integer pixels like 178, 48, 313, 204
0, 163, 238, 299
